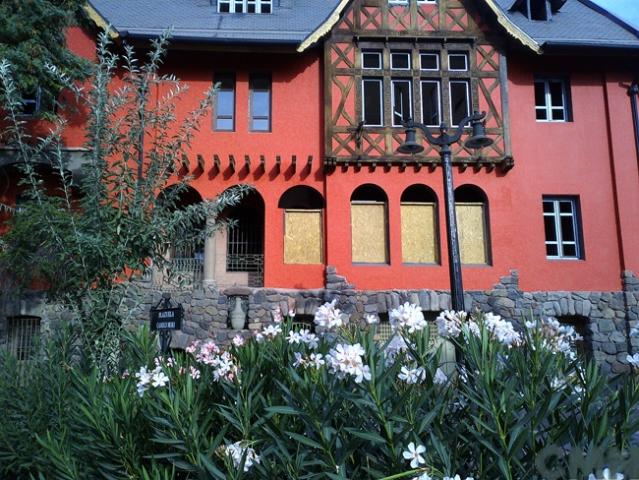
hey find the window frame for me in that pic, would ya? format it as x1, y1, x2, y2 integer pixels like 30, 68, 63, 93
542, 196, 584, 260
390, 51, 412, 71
391, 78, 413, 127
18, 88, 42, 117
350, 199, 390, 264
249, 73, 272, 132
420, 52, 440, 72
449, 79, 471, 127
362, 51, 383, 70
420, 80, 441, 127
283, 208, 324, 265
218, 0, 272, 13
362, 78, 384, 127
534, 77, 572, 123
447, 52, 469, 72
213, 73, 236, 132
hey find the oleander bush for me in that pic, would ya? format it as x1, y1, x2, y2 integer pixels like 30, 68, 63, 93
1, 305, 638, 480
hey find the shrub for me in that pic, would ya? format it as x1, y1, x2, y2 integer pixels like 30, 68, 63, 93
0, 307, 638, 479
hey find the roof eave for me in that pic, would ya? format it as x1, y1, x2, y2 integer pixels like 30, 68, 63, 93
84, 1, 120, 39
122, 31, 302, 47
297, 0, 350, 53
482, 0, 542, 53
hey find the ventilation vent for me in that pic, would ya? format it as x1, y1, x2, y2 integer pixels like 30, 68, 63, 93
511, 0, 566, 21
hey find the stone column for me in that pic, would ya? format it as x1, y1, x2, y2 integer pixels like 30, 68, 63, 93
203, 217, 216, 286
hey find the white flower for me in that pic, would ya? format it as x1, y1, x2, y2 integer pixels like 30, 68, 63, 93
223, 441, 261, 472
630, 326, 639, 337
390, 303, 426, 333
135, 366, 152, 397
262, 324, 282, 340
151, 368, 169, 388
287, 330, 303, 344
299, 329, 319, 349
211, 351, 239, 382
398, 365, 426, 385
483, 313, 522, 347
326, 343, 371, 383
365, 314, 379, 325
412, 474, 432, 480
443, 476, 474, 480
434, 368, 448, 385
384, 334, 408, 364
627, 353, 639, 368
436, 310, 468, 338
402, 442, 426, 468
272, 307, 283, 323
189, 366, 201, 380
588, 468, 624, 480
314, 299, 347, 330
232, 335, 245, 347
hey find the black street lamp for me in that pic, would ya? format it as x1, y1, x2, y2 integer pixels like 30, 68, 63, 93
397, 111, 493, 312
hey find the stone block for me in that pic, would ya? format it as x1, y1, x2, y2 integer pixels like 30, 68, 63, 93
599, 319, 615, 333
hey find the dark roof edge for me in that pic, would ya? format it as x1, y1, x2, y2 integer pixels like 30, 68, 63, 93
121, 31, 301, 47
577, 0, 639, 40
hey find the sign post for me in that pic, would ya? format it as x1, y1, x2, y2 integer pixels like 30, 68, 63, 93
150, 293, 184, 354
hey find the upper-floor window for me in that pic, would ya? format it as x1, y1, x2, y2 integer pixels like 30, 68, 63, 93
214, 73, 235, 131
543, 196, 583, 260
534, 77, 571, 122
361, 47, 472, 128
218, 0, 272, 13
249, 73, 271, 132
389, 0, 437, 5
19, 88, 41, 117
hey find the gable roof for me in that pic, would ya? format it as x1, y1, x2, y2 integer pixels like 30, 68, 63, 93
87, 0, 342, 45
87, 0, 639, 52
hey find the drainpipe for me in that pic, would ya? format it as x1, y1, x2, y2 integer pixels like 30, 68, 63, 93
629, 80, 639, 172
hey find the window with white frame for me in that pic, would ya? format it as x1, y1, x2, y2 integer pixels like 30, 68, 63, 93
214, 73, 235, 131
543, 196, 583, 259
391, 79, 412, 126
535, 77, 571, 122
362, 78, 384, 126
20, 88, 41, 116
249, 73, 271, 131
218, 0, 272, 13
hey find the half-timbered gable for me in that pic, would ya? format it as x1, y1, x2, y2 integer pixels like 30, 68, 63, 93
322, 0, 512, 170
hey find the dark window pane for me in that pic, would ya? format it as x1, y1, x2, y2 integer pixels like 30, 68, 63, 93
542, 201, 554, 214
363, 79, 382, 126
420, 53, 438, 70
546, 243, 558, 256
544, 216, 557, 241
392, 80, 412, 126
262, 1, 271, 13
450, 81, 469, 125
247, 2, 256, 12
219, 1, 230, 12
561, 216, 576, 242
448, 53, 468, 71
551, 108, 565, 121
549, 81, 564, 107
391, 52, 410, 69
363, 52, 382, 69
536, 108, 548, 121
534, 82, 546, 107
421, 81, 440, 126
563, 244, 577, 257
559, 201, 573, 214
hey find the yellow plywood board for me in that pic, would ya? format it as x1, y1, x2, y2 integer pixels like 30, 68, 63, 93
401, 203, 438, 264
351, 203, 388, 263
284, 210, 323, 264
456, 203, 488, 264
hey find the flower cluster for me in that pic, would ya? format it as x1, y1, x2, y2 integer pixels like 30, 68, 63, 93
257, 324, 282, 341
287, 328, 319, 349
135, 366, 169, 397
390, 302, 427, 333
436, 310, 469, 338
325, 343, 371, 383
221, 441, 261, 472
293, 352, 325, 370
398, 365, 426, 385
484, 313, 522, 347
403, 442, 426, 468
314, 299, 347, 330
188, 340, 239, 382
525, 317, 583, 358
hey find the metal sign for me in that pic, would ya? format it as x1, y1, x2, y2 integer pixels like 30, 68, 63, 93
150, 306, 183, 331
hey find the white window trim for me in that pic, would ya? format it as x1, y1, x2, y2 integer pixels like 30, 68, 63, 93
218, 0, 272, 13
362, 78, 384, 127
420, 52, 439, 71
449, 80, 470, 127
390, 52, 412, 70
361, 51, 382, 70
420, 80, 441, 127
391, 79, 413, 127
448, 53, 469, 72
543, 197, 581, 260
535, 78, 569, 123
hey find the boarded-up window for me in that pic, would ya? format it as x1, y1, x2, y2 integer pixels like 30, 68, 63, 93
401, 203, 438, 263
351, 202, 388, 263
456, 202, 488, 264
284, 209, 323, 264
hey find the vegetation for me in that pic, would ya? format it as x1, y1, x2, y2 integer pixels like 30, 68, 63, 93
0, 307, 638, 479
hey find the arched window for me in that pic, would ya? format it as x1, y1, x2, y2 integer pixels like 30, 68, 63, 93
350, 184, 388, 264
400, 185, 439, 264
454, 185, 491, 265
279, 186, 325, 265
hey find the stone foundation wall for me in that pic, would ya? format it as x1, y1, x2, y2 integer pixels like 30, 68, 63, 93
119, 268, 638, 374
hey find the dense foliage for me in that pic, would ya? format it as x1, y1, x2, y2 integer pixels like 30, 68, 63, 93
1, 307, 638, 479
0, 0, 90, 113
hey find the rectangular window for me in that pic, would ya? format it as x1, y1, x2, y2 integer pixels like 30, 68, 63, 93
351, 203, 388, 263
362, 78, 384, 126
401, 203, 438, 263
420, 52, 439, 71
284, 210, 323, 264
7, 315, 41, 361
392, 79, 412, 127
219, 0, 271, 13
456, 202, 489, 264
391, 52, 411, 70
448, 52, 468, 71
535, 78, 571, 122
421, 80, 441, 127
214, 73, 235, 131
450, 80, 470, 126
543, 196, 583, 259
249, 73, 271, 132
362, 51, 382, 69
20, 89, 41, 117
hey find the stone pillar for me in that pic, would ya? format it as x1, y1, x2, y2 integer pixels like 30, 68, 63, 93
204, 218, 216, 285
623, 271, 639, 354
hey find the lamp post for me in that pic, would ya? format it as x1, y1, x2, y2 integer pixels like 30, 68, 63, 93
397, 111, 493, 312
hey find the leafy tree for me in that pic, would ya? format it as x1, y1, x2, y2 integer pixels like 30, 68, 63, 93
0, 30, 249, 370
0, 0, 91, 114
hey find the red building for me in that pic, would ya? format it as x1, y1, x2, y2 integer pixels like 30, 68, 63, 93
2, 0, 639, 372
